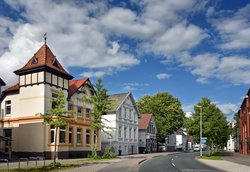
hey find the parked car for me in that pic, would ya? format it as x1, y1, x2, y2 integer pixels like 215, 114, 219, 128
193, 144, 200, 151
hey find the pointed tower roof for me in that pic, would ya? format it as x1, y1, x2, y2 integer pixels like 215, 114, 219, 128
14, 43, 73, 80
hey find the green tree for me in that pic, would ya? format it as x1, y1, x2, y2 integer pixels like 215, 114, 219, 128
137, 92, 185, 141
185, 98, 230, 152
84, 79, 113, 159
41, 90, 74, 165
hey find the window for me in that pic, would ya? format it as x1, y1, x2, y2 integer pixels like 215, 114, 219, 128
77, 106, 82, 117
86, 129, 90, 144
124, 127, 127, 138
129, 127, 132, 139
50, 125, 55, 143
59, 126, 66, 143
5, 100, 11, 115
119, 108, 122, 118
76, 128, 82, 144
69, 127, 73, 144
85, 108, 90, 118
52, 93, 58, 109
94, 131, 97, 144
118, 126, 122, 138
68, 103, 73, 112
129, 110, 132, 120
32, 57, 38, 64
134, 128, 137, 139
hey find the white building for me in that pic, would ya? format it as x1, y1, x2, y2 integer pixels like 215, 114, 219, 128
0, 43, 100, 159
101, 92, 139, 155
227, 121, 235, 152
138, 114, 157, 153
167, 128, 187, 151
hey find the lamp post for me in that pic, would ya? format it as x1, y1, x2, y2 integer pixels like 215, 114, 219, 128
197, 105, 202, 156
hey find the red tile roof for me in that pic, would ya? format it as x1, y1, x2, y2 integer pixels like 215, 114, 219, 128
139, 113, 153, 130
0, 84, 20, 101
14, 43, 73, 79
68, 78, 89, 98
3, 84, 20, 93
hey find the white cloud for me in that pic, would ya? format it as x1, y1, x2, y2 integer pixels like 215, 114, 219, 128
217, 103, 239, 121
123, 85, 135, 91
0, 0, 139, 86
123, 82, 150, 91
144, 23, 208, 55
182, 104, 194, 113
156, 73, 171, 80
177, 52, 250, 85
212, 4, 250, 49
81, 71, 106, 79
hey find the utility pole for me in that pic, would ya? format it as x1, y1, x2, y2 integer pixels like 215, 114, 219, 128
197, 105, 202, 156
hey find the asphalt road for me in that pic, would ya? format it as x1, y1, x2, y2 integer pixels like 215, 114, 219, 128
139, 152, 222, 172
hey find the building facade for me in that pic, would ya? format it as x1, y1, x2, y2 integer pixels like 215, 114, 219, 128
167, 128, 187, 151
138, 114, 157, 153
0, 43, 100, 159
101, 92, 139, 155
238, 90, 250, 155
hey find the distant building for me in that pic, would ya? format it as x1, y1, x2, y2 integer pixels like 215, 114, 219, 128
138, 114, 157, 153
167, 128, 187, 151
101, 92, 139, 155
0, 43, 99, 159
227, 121, 235, 152
238, 91, 250, 155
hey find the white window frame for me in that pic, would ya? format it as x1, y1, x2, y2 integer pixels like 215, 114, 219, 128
5, 100, 11, 116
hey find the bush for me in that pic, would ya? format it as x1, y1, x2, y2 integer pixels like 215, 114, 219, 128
48, 162, 62, 168
103, 145, 116, 159
88, 144, 101, 159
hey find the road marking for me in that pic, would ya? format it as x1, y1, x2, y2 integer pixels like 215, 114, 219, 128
171, 158, 174, 161
172, 163, 176, 167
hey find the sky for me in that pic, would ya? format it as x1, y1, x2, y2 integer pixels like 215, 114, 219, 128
0, 0, 250, 121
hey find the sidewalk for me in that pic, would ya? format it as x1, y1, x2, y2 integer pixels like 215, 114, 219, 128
197, 151, 250, 172
0, 152, 176, 171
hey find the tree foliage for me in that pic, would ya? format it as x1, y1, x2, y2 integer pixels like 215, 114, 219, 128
84, 79, 113, 159
185, 97, 230, 148
137, 92, 185, 140
41, 90, 74, 165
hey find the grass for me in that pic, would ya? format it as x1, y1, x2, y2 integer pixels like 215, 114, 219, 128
197, 152, 222, 160
0, 163, 80, 172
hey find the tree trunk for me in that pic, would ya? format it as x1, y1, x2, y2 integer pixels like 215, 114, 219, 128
53, 127, 58, 166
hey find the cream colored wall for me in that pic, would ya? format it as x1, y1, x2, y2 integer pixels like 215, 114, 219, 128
19, 84, 45, 116
44, 84, 68, 113
12, 123, 45, 152
1, 93, 20, 118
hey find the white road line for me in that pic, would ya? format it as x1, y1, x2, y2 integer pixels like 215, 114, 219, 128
172, 163, 176, 167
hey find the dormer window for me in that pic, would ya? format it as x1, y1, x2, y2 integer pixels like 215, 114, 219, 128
52, 57, 59, 68
32, 57, 38, 64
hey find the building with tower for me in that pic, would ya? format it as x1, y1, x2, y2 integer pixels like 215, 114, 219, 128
0, 42, 99, 159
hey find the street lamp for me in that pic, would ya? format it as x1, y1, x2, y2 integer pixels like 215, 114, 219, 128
197, 105, 202, 157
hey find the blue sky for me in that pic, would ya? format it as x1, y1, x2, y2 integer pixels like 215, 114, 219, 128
1, 0, 250, 120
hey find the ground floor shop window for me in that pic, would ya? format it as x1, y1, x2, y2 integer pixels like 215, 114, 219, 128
86, 129, 90, 145
50, 125, 55, 143
59, 127, 66, 143
76, 128, 82, 144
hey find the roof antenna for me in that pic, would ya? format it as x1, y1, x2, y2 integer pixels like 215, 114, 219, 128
43, 32, 47, 44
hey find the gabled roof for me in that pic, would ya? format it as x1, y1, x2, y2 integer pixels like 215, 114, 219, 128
68, 78, 89, 98
139, 113, 153, 130
108, 92, 140, 116
0, 84, 20, 101
0, 78, 6, 86
14, 43, 73, 80
109, 93, 128, 112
